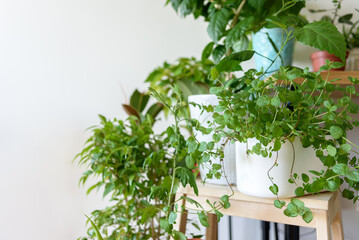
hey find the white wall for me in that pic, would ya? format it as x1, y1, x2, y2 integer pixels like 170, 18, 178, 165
0, 1, 208, 239
0, 0, 358, 240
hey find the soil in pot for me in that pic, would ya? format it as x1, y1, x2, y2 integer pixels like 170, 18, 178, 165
311, 51, 349, 71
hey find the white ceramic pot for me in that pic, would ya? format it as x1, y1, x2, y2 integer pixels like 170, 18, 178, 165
188, 94, 236, 185
346, 48, 359, 71
236, 138, 323, 198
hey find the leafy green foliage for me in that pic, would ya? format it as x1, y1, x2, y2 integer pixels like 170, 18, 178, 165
198, 58, 359, 223
294, 21, 346, 62
77, 113, 172, 239
207, 8, 230, 43
146, 57, 214, 103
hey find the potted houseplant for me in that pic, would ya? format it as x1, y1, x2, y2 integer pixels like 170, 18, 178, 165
76, 90, 173, 240
192, 51, 359, 222
77, 89, 229, 239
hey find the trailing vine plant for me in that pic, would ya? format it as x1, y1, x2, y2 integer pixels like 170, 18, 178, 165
195, 57, 359, 223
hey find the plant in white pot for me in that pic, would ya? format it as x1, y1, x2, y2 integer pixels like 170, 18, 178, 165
194, 57, 359, 222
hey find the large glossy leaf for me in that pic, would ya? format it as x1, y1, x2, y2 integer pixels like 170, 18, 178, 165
212, 45, 226, 63
215, 50, 255, 73
130, 89, 150, 112
207, 8, 230, 42
294, 21, 346, 62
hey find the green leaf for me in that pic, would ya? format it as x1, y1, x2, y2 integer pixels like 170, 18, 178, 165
302, 173, 309, 183
273, 139, 281, 151
340, 144, 351, 153
291, 199, 305, 209
283, 203, 298, 217
173, 230, 187, 240
103, 182, 115, 198
274, 200, 286, 209
294, 21, 346, 62
207, 141, 215, 150
295, 187, 305, 196
185, 155, 195, 169
211, 67, 219, 79
84, 214, 104, 240
333, 163, 349, 175
338, 14, 353, 24
212, 45, 226, 63
269, 184, 279, 195
343, 189, 355, 199
160, 219, 172, 233
207, 8, 230, 42
330, 126, 344, 139
214, 209, 224, 222
248, 0, 268, 13
188, 139, 198, 153
220, 195, 231, 209
176, 167, 199, 195
197, 211, 209, 227
348, 171, 359, 182
168, 211, 177, 224
327, 145, 337, 157
271, 97, 281, 107
302, 210, 313, 223
130, 89, 150, 112
146, 103, 164, 120
225, 17, 254, 50
202, 42, 215, 60
325, 180, 339, 191
257, 95, 269, 106
215, 50, 255, 73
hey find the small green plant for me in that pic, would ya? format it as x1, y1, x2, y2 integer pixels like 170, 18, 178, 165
76, 90, 172, 240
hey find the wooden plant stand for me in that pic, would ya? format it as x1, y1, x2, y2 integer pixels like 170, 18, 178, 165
174, 181, 344, 240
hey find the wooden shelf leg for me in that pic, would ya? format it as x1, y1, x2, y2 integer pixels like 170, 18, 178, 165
206, 213, 218, 240
316, 210, 332, 240
331, 209, 344, 240
174, 193, 188, 234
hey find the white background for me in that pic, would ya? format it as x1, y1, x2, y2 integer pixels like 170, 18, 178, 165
0, 0, 358, 239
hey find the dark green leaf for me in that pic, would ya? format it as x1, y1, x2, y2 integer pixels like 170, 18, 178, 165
202, 42, 215, 61
207, 8, 230, 42
212, 45, 226, 63
197, 211, 209, 227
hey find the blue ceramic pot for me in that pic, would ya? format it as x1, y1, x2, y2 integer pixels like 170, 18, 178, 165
252, 28, 294, 75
